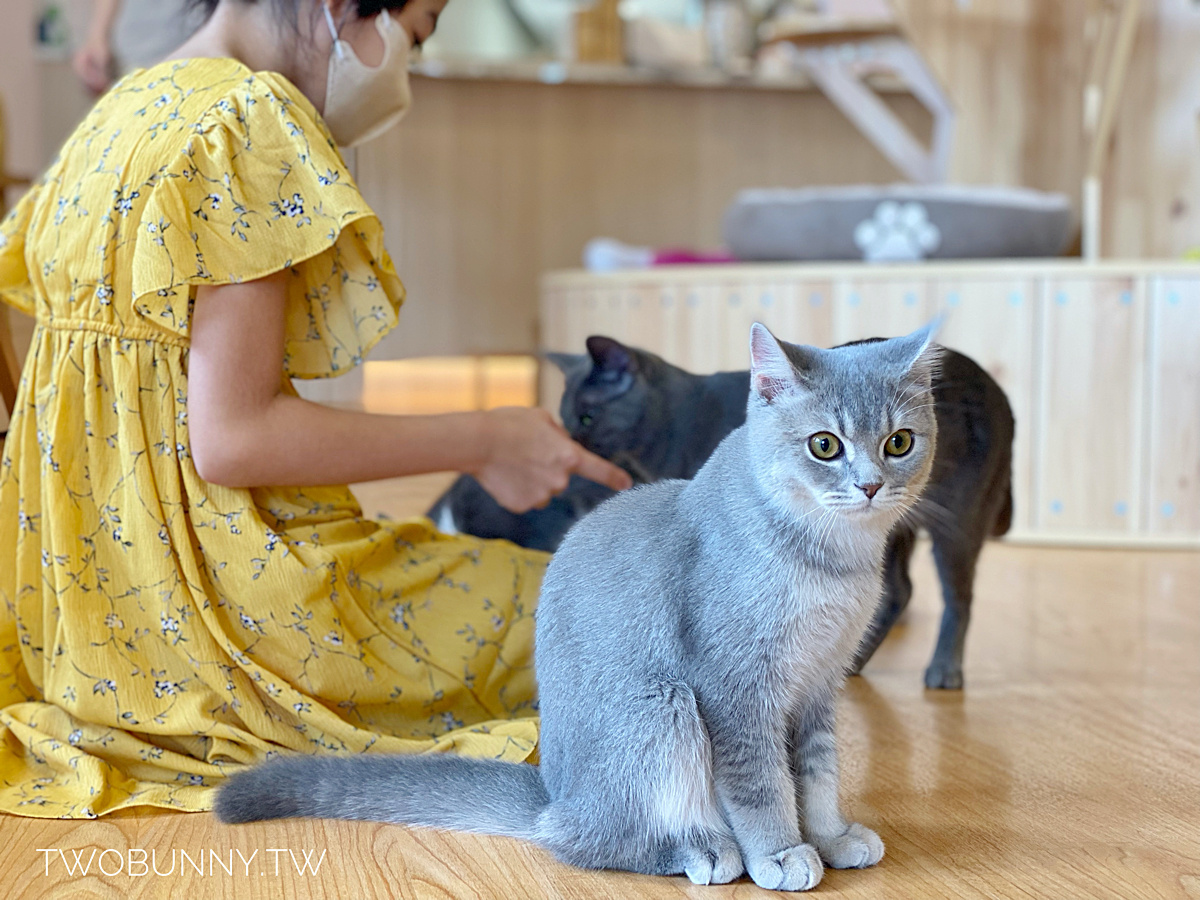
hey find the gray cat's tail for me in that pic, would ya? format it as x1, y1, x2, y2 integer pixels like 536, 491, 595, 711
214, 754, 548, 840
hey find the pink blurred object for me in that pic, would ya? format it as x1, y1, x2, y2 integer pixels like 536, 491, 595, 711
653, 248, 739, 265
584, 238, 736, 272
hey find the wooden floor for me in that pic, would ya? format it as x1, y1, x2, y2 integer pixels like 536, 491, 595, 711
4, 474, 1199, 899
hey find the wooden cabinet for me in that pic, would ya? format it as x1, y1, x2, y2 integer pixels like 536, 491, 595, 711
542, 262, 1200, 547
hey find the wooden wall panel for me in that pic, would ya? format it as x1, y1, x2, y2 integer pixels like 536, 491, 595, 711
1144, 277, 1200, 535
1036, 276, 1144, 535
356, 78, 935, 360
897, 0, 1200, 260
931, 279, 1039, 534
1104, 1, 1200, 261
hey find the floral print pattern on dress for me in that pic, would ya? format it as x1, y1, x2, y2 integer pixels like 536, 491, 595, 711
0, 58, 545, 819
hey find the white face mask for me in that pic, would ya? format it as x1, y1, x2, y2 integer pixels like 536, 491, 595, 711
321, 4, 414, 148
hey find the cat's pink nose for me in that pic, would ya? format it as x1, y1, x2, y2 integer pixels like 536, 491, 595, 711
858, 483, 883, 500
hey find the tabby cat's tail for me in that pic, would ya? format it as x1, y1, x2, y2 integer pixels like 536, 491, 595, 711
214, 754, 549, 840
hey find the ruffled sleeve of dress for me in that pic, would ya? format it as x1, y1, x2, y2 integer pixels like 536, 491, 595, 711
0, 186, 38, 316
130, 70, 405, 378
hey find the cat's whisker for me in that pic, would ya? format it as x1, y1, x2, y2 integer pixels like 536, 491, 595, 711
894, 402, 939, 421
794, 501, 829, 521
807, 513, 830, 563
610, 452, 655, 485
901, 495, 963, 539
916, 498, 966, 538
892, 390, 937, 417
793, 506, 830, 530
812, 508, 841, 564
800, 508, 829, 554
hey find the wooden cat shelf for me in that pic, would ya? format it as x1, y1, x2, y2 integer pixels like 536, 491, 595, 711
762, 0, 954, 185
541, 261, 1200, 549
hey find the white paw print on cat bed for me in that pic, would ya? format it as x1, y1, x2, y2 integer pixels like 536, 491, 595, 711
854, 201, 941, 262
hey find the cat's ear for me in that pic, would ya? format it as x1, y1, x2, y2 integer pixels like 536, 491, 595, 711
891, 318, 943, 387
545, 352, 588, 375
586, 336, 637, 375
749, 323, 800, 402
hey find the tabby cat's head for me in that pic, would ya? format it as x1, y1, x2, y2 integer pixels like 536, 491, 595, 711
747, 322, 940, 524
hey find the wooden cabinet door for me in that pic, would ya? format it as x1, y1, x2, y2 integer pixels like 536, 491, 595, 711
714, 279, 835, 372
832, 277, 934, 345
931, 279, 1039, 534
1036, 278, 1145, 535
1144, 278, 1200, 536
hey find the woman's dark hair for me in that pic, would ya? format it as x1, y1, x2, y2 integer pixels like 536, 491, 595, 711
188, 0, 411, 21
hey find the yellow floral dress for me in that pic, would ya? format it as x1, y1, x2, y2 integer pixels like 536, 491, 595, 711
0, 59, 546, 818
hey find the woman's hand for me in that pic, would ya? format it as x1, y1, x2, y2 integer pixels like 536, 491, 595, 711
474, 407, 633, 513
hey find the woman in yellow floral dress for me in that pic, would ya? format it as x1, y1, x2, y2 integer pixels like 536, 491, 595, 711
0, 0, 630, 818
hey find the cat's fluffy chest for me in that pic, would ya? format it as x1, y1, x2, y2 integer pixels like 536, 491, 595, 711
734, 549, 886, 701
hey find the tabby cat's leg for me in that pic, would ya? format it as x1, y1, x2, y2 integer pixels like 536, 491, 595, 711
791, 694, 885, 870
850, 523, 917, 674
707, 705, 824, 891
924, 533, 982, 690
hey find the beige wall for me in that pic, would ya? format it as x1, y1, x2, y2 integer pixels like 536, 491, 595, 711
1, 0, 41, 181
0, 0, 39, 430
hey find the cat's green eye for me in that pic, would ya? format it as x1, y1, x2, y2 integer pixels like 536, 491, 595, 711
885, 430, 914, 457
808, 432, 843, 461
580, 413, 594, 427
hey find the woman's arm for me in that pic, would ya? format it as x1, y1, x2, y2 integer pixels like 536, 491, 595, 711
188, 274, 632, 511
73, 0, 123, 95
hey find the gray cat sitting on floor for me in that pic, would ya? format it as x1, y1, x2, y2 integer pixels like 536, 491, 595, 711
216, 323, 941, 891
428, 332, 1014, 690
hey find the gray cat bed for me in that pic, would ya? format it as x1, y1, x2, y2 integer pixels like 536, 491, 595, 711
723, 184, 1073, 262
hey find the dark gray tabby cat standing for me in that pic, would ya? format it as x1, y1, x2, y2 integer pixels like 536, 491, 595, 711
430, 333, 1014, 689
217, 323, 941, 892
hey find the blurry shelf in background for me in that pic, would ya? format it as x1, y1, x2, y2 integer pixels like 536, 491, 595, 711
413, 56, 907, 94
759, 16, 901, 46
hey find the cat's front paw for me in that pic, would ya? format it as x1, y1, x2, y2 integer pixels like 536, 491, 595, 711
678, 836, 744, 886
814, 822, 885, 869
746, 843, 823, 892
924, 660, 964, 690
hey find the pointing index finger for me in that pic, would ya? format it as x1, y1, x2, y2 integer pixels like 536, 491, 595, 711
573, 447, 634, 493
